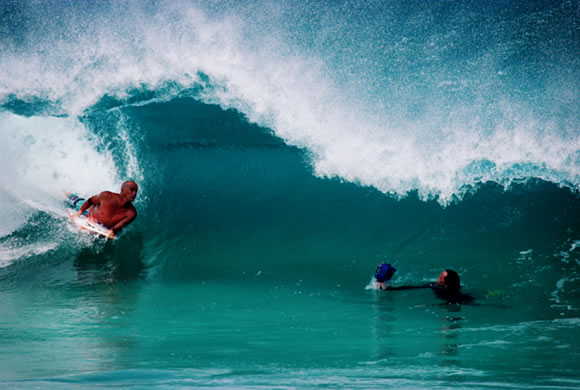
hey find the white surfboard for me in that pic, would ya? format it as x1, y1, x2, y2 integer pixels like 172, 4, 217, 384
67, 209, 114, 239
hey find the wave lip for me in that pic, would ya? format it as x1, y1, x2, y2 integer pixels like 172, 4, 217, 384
0, 0, 578, 204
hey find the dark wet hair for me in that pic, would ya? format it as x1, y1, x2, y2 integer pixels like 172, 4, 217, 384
444, 269, 461, 292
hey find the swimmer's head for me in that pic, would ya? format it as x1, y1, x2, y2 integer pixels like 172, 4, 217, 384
375, 263, 396, 283
438, 269, 461, 292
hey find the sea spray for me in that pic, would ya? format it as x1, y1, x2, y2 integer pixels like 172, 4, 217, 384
1, 0, 577, 204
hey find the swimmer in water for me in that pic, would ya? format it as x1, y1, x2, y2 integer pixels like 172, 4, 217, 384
375, 265, 474, 304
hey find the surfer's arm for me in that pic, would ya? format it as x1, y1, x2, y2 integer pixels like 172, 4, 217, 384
75, 191, 111, 217
109, 209, 137, 236
75, 195, 97, 217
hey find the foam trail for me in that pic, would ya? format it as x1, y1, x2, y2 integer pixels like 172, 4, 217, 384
0, 242, 58, 268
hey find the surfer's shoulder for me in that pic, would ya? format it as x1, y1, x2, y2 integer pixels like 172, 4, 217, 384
96, 190, 115, 199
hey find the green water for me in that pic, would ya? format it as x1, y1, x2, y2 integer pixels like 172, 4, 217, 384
1, 275, 578, 388
1, 0, 579, 387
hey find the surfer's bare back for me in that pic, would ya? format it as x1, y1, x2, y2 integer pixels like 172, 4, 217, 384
75, 181, 138, 239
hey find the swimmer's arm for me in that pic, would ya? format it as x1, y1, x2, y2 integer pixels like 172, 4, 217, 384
384, 284, 432, 291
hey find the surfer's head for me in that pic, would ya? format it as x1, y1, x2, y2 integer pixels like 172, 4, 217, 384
437, 269, 460, 292
121, 180, 139, 201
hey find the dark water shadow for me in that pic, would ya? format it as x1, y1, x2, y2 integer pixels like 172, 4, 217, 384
73, 232, 147, 285
372, 292, 398, 361
437, 305, 464, 366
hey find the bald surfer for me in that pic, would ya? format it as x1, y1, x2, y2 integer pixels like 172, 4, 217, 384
72, 180, 138, 239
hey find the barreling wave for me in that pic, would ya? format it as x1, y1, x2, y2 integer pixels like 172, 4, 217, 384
0, 0, 579, 299
1, 0, 578, 204
1, 95, 579, 299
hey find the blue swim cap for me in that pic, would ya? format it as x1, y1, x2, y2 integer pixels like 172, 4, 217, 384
375, 263, 396, 282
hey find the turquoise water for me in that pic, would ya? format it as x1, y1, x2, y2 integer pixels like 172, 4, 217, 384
2, 281, 578, 388
1, 0, 579, 388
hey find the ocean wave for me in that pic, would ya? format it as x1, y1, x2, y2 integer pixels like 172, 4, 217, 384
1, 0, 578, 203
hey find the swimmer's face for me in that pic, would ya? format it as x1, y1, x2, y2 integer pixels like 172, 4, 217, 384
437, 271, 448, 287
121, 181, 139, 201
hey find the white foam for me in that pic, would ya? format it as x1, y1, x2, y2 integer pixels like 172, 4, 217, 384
0, 242, 58, 268
1, 1, 578, 205
0, 113, 121, 236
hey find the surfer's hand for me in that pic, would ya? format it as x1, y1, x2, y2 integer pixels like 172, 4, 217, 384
74, 210, 83, 218
106, 230, 116, 239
